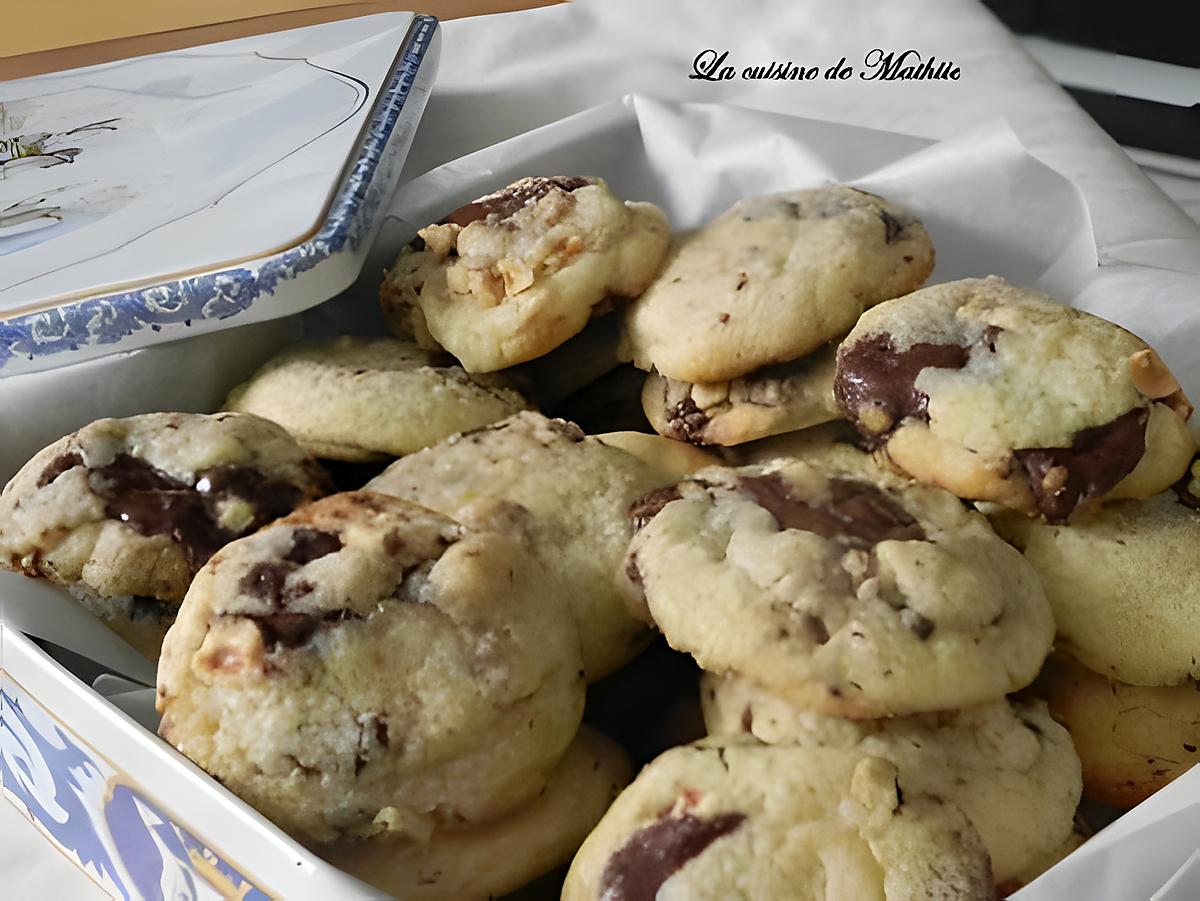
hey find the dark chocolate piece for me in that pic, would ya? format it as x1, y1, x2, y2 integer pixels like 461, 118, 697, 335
665, 397, 709, 444
880, 209, 905, 243
37, 450, 83, 488
801, 612, 831, 645
284, 529, 342, 565
198, 464, 306, 526
629, 487, 683, 531
600, 812, 746, 901
834, 333, 972, 436
251, 612, 319, 649
240, 561, 294, 607
440, 176, 595, 228
1013, 407, 1149, 522
249, 608, 364, 651
91, 454, 308, 570
737, 472, 925, 548
900, 607, 935, 640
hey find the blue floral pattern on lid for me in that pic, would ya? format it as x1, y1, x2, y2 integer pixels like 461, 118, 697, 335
0, 14, 437, 372
2, 682, 271, 899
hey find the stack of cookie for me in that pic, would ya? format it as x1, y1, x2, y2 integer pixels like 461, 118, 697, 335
992, 458, 1200, 808
832, 276, 1199, 810
381, 174, 671, 376
569, 435, 1081, 895
622, 186, 934, 447
226, 175, 673, 477
154, 490, 630, 900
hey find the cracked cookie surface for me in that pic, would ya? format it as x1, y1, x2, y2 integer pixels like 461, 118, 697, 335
623, 455, 1054, 717
366, 412, 717, 680
0, 412, 330, 658
224, 336, 529, 462
835, 276, 1195, 521
642, 344, 841, 447
621, 185, 934, 384
381, 176, 669, 372
703, 675, 1080, 886
563, 738, 993, 901
156, 492, 585, 843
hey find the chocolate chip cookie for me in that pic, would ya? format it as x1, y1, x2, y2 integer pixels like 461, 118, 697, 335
623, 456, 1054, 717
382, 176, 670, 372
156, 492, 586, 843
621, 186, 934, 384
321, 726, 632, 900
834, 276, 1195, 521
563, 738, 994, 900
737, 419, 870, 468
366, 412, 717, 680
991, 463, 1200, 686
223, 336, 528, 462
1038, 654, 1200, 808
0, 412, 330, 659
702, 673, 1081, 886
642, 343, 841, 447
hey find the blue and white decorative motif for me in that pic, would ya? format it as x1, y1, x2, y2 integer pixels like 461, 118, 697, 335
1, 682, 270, 900
0, 14, 437, 371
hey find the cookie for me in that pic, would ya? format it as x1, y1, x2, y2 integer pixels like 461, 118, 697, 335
382, 176, 670, 372
366, 412, 717, 680
592, 430, 722, 481
0, 412, 330, 658
563, 738, 994, 900
621, 186, 934, 384
991, 469, 1200, 686
1038, 655, 1200, 808
223, 336, 528, 462
999, 830, 1086, 897
642, 343, 841, 446
702, 673, 1081, 885
737, 419, 869, 468
156, 492, 585, 843
321, 726, 632, 901
834, 276, 1195, 521
623, 456, 1054, 717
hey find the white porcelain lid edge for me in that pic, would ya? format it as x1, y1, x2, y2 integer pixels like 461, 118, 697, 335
0, 13, 439, 377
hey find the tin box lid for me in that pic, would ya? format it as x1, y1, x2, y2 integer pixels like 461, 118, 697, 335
0, 12, 439, 376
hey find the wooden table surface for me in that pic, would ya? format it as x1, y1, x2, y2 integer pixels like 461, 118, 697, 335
0, 0, 558, 80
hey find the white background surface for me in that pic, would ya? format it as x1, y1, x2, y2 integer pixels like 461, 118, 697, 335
5, 0, 1199, 897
